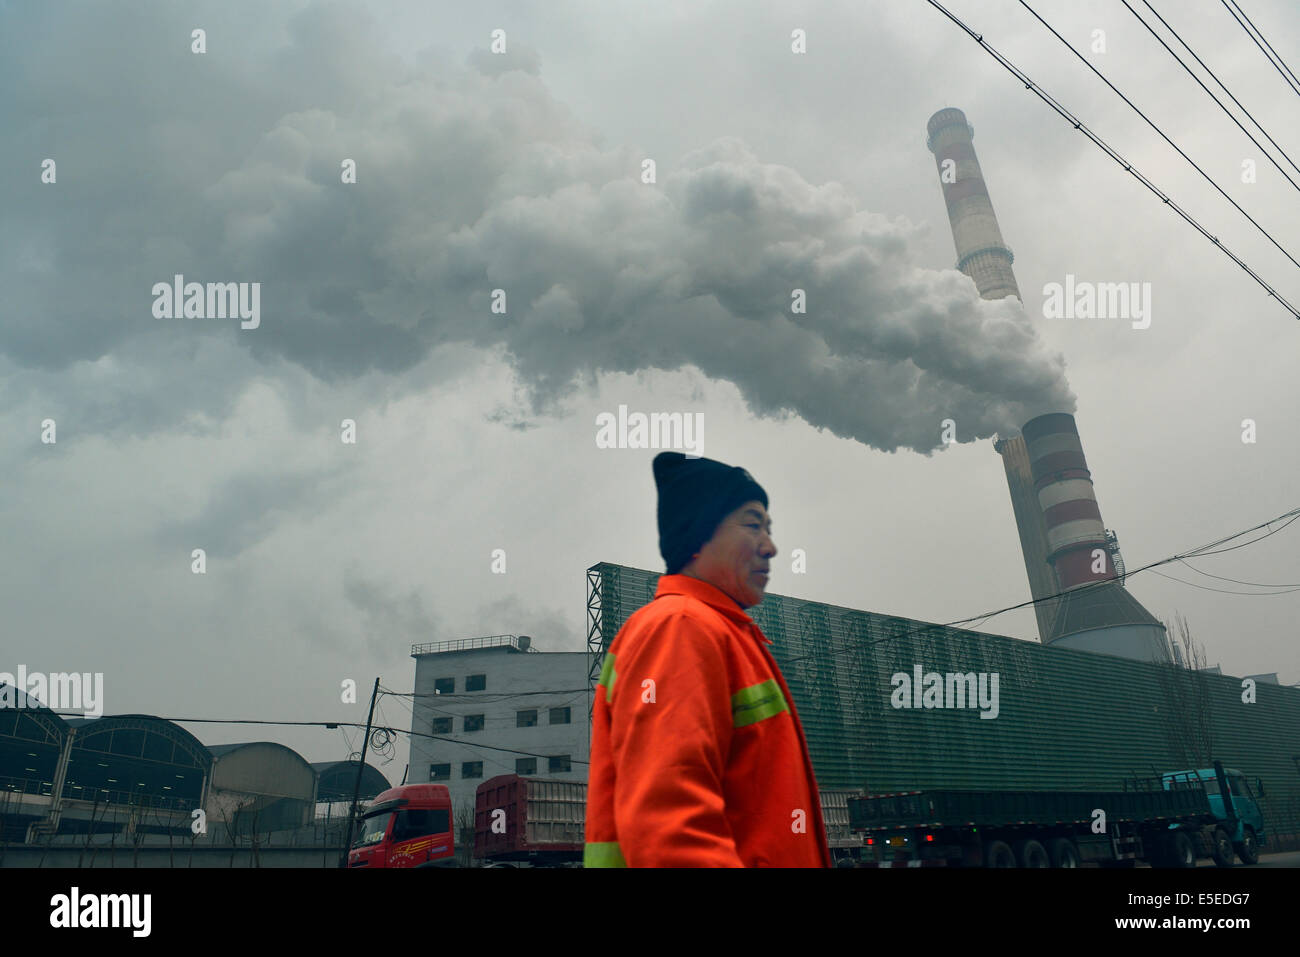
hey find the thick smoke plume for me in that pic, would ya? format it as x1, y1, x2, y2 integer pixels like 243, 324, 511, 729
3, 2, 1074, 453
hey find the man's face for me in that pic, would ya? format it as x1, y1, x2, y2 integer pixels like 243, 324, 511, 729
683, 500, 776, 609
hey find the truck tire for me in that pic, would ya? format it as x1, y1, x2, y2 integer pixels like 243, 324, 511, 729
1046, 837, 1080, 868
1163, 831, 1195, 869
1013, 839, 1049, 868
1210, 827, 1235, 868
984, 840, 1016, 867
1234, 827, 1260, 866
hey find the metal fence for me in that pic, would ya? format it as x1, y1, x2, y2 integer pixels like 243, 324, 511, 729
587, 563, 1300, 817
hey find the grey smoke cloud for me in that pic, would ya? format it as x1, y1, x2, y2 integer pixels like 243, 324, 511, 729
3, 0, 1074, 454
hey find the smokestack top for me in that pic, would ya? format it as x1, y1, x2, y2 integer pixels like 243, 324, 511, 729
1021, 412, 1082, 446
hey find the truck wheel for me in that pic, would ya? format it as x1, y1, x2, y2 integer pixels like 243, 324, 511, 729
1013, 839, 1049, 868
1046, 838, 1080, 868
1234, 827, 1259, 866
1164, 831, 1195, 869
984, 840, 1016, 868
1210, 827, 1235, 868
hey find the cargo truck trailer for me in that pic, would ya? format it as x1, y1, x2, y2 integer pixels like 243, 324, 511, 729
847, 760, 1266, 868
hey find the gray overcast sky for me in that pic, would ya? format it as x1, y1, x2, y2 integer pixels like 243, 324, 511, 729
3, 0, 1297, 782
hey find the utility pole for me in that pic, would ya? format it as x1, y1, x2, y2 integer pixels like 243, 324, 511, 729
340, 677, 380, 868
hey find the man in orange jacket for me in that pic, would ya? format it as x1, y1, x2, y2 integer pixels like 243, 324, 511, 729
584, 451, 831, 867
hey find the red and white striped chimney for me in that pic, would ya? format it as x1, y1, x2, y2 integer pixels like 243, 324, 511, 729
1023, 413, 1116, 589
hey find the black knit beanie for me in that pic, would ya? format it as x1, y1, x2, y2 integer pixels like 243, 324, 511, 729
653, 451, 768, 576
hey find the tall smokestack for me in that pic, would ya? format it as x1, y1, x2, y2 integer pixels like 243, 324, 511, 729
1023, 413, 1118, 590
926, 109, 1165, 662
926, 107, 1059, 641
1021, 413, 1169, 663
926, 107, 1021, 301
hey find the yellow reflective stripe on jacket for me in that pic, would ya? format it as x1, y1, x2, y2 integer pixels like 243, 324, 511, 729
598, 652, 617, 703
731, 678, 789, 727
584, 841, 627, 867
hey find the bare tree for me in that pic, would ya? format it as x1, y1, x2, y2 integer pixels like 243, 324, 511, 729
455, 801, 476, 867
1156, 612, 1216, 770
76, 789, 115, 869
218, 796, 259, 867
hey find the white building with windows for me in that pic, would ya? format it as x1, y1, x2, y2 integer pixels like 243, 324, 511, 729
408, 635, 590, 832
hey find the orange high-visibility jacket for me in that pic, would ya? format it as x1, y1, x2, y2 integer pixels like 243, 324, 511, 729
584, 574, 831, 867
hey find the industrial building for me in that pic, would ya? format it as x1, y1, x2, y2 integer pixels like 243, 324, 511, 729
408, 635, 589, 829
0, 698, 390, 865
206, 742, 316, 836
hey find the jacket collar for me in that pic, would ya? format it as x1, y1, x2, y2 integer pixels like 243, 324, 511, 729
654, 574, 771, 643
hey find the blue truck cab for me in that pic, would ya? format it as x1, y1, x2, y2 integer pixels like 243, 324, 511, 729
1161, 764, 1266, 865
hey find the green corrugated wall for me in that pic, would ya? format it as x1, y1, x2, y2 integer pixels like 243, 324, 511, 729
591, 563, 1300, 840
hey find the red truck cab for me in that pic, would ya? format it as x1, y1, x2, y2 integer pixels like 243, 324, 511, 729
347, 784, 455, 868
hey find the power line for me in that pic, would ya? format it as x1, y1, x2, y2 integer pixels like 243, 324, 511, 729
1119, 0, 1300, 195
931, 506, 1299, 633
1141, 1, 1300, 179
1221, 0, 1300, 98
1149, 568, 1300, 596
924, 0, 1300, 320
386, 688, 590, 701
39, 714, 592, 766
391, 687, 586, 725
375, 689, 523, 779
775, 503, 1300, 664
1017, 0, 1300, 276
390, 687, 589, 779
1175, 557, 1300, 588
1180, 510, 1300, 557
951, 505, 1300, 624
401, 723, 590, 766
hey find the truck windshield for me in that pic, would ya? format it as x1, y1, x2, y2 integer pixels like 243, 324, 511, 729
353, 812, 394, 849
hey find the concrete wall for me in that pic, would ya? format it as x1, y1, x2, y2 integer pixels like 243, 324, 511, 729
409, 648, 590, 826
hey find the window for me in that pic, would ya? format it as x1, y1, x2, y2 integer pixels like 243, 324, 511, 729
431, 717, 452, 734
429, 763, 451, 782
548, 755, 571, 773
462, 761, 483, 779
392, 808, 449, 842
466, 674, 486, 692
434, 677, 455, 695
516, 758, 537, 775
549, 707, 571, 725
353, 812, 393, 849
517, 709, 538, 728
464, 714, 484, 732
